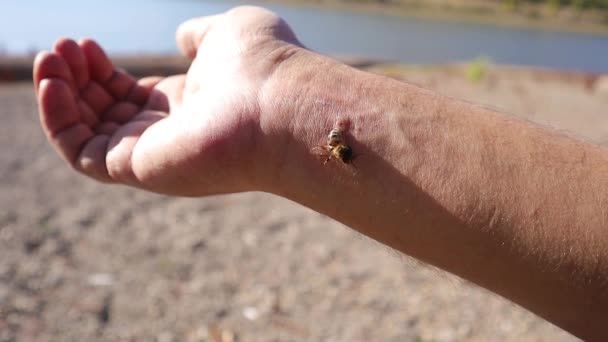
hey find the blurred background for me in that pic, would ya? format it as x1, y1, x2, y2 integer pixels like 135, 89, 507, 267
2, 0, 608, 70
1, 1, 607, 341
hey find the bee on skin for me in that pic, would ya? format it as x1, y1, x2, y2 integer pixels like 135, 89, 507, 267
314, 127, 355, 165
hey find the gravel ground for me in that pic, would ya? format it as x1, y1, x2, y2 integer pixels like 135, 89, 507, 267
2, 63, 605, 341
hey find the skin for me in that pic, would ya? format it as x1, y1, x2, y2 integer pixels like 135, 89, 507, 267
34, 6, 608, 340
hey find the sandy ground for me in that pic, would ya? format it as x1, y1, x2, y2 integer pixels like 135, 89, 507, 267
2, 61, 607, 342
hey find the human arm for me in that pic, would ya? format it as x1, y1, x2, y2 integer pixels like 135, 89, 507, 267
34, 6, 608, 340
263, 49, 608, 340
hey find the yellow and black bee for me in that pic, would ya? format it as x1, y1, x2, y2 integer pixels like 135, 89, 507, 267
314, 128, 355, 165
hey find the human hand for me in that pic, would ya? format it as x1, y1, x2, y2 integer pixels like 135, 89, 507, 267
35, 6, 309, 196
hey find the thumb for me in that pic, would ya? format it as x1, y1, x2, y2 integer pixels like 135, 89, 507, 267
175, 15, 221, 59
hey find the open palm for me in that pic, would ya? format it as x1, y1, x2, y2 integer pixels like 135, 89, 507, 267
35, 6, 301, 195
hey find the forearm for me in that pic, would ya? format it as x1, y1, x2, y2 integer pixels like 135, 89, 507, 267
262, 51, 608, 339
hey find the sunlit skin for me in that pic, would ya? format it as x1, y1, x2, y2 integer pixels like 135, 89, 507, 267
35, 6, 608, 341
35, 8, 301, 195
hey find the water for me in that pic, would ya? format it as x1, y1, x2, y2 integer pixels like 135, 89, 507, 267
2, 0, 608, 72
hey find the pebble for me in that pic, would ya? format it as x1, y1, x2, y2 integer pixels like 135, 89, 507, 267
87, 273, 114, 287
242, 306, 259, 321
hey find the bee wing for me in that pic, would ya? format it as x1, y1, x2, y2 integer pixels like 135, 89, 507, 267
311, 146, 333, 165
311, 146, 329, 156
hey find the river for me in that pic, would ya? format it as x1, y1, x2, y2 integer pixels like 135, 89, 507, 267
2, 0, 608, 72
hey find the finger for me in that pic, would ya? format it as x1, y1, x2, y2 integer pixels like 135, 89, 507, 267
176, 15, 221, 59
54, 38, 89, 90
120, 76, 162, 106
77, 100, 100, 127
39, 78, 95, 165
94, 111, 164, 136
138, 76, 164, 91
130, 117, 187, 191
33, 51, 76, 93
144, 75, 186, 112
80, 38, 114, 83
130, 110, 167, 123
106, 113, 164, 184
51, 124, 94, 167
38, 78, 81, 136
94, 122, 120, 136
105, 69, 139, 101
80, 39, 151, 107
80, 82, 114, 114
101, 102, 139, 123
77, 134, 113, 183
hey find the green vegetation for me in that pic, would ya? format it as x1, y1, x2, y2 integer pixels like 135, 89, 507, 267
511, 0, 608, 9
272, 0, 608, 34
335, 0, 608, 11
504, 0, 520, 11
465, 57, 489, 83
502, 0, 608, 14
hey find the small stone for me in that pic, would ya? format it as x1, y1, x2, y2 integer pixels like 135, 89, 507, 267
23, 236, 44, 254
97, 295, 112, 325
242, 232, 258, 247
12, 295, 39, 313
191, 240, 207, 252
157, 331, 175, 342
242, 306, 259, 321
87, 273, 114, 287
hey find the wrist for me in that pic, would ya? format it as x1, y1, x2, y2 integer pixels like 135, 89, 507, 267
254, 48, 399, 196
253, 49, 362, 193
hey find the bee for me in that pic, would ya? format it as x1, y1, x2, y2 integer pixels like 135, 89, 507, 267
313, 127, 355, 165
327, 128, 344, 148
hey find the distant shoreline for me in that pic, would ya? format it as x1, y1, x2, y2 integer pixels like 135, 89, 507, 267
0, 55, 603, 84
257, 0, 608, 36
